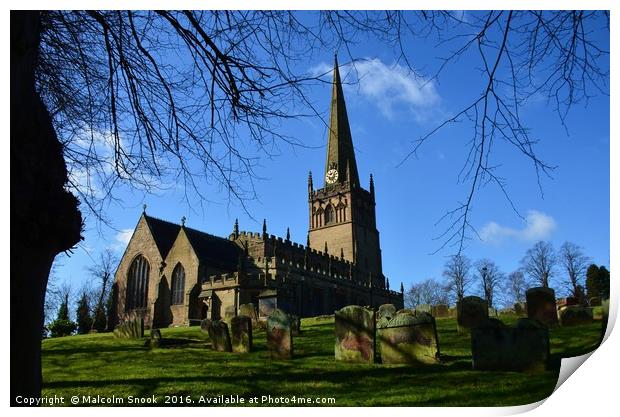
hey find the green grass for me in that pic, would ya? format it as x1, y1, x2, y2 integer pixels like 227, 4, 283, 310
41, 315, 604, 406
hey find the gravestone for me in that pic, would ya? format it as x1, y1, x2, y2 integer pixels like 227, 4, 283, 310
415, 304, 432, 315
526, 287, 559, 327
289, 314, 301, 336
208, 320, 232, 352
471, 318, 549, 371
238, 303, 259, 325
200, 318, 212, 334
223, 305, 236, 323
377, 313, 440, 365
230, 315, 253, 353
334, 305, 375, 363
147, 328, 162, 348
558, 306, 594, 326
267, 309, 293, 359
113, 317, 144, 339
378, 304, 397, 321
432, 304, 450, 318
456, 296, 488, 333
556, 297, 578, 310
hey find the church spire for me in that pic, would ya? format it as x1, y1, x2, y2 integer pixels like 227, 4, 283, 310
325, 55, 359, 187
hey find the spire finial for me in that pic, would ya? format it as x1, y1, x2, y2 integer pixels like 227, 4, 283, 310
262, 219, 267, 236
369, 173, 375, 196
308, 171, 313, 193
324, 241, 328, 254
233, 218, 239, 238
142, 204, 147, 214
306, 234, 310, 248
386, 277, 390, 291
286, 227, 290, 241
181, 216, 186, 226
340, 248, 344, 259
400, 282, 404, 294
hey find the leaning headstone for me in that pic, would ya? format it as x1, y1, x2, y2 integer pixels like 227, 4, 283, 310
209, 320, 232, 352
334, 305, 375, 363
471, 318, 549, 371
230, 315, 253, 353
457, 296, 488, 333
223, 305, 236, 323
377, 304, 397, 321
558, 306, 594, 326
200, 318, 212, 334
267, 309, 293, 359
415, 304, 432, 315
432, 304, 450, 318
239, 303, 259, 325
526, 287, 559, 327
378, 313, 440, 365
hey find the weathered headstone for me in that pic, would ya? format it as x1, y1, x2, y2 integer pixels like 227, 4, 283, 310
431, 304, 450, 318
471, 318, 549, 371
200, 318, 212, 334
377, 304, 397, 321
558, 306, 594, 326
208, 320, 232, 352
230, 315, 253, 353
223, 305, 236, 323
289, 314, 301, 336
147, 328, 162, 348
377, 313, 440, 365
267, 309, 293, 359
113, 317, 144, 339
415, 304, 432, 315
238, 303, 259, 325
334, 305, 375, 363
526, 287, 559, 327
456, 296, 488, 333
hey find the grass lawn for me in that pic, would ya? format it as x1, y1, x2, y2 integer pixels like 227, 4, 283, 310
41, 315, 603, 406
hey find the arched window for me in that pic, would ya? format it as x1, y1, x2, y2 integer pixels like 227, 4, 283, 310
126, 255, 150, 310
171, 263, 186, 305
324, 205, 335, 225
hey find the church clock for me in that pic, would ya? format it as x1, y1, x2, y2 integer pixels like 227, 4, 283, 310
325, 168, 339, 184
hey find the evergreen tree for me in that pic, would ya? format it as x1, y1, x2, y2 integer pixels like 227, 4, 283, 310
75, 292, 92, 334
56, 294, 69, 321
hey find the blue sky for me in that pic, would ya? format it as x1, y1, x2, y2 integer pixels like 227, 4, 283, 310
54, 12, 610, 300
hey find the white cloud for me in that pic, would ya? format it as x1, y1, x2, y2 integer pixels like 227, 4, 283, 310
111, 228, 134, 252
311, 58, 440, 121
480, 210, 557, 244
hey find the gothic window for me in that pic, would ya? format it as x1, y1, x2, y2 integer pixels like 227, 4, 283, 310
126, 254, 150, 310
324, 205, 335, 225
171, 263, 186, 305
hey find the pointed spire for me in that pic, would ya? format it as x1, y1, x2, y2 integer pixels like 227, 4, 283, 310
306, 234, 311, 249
324, 241, 328, 254
325, 55, 359, 186
400, 282, 404, 293
308, 171, 313, 194
181, 216, 186, 227
386, 277, 390, 291
233, 218, 239, 238
286, 227, 290, 241
369, 174, 375, 197
142, 204, 147, 214
340, 247, 344, 259
262, 219, 267, 237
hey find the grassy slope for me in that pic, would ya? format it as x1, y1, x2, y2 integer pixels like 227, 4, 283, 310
41, 315, 603, 406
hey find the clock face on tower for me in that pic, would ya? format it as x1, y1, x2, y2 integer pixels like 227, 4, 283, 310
325, 168, 339, 184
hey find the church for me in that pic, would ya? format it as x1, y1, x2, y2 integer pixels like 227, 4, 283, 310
112, 58, 404, 328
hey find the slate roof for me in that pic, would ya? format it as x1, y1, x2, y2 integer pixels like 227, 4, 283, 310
142, 214, 240, 269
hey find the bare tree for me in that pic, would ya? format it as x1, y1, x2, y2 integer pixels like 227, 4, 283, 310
86, 249, 118, 331
405, 278, 450, 308
11, 10, 608, 401
442, 254, 472, 303
474, 259, 504, 309
521, 241, 557, 288
559, 241, 590, 298
504, 270, 529, 307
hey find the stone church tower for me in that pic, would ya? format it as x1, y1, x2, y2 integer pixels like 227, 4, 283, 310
308, 57, 384, 288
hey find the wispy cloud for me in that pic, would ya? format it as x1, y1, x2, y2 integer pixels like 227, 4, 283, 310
480, 210, 557, 244
110, 228, 134, 252
311, 58, 440, 121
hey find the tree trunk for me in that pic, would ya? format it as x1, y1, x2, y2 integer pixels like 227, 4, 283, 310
11, 11, 82, 404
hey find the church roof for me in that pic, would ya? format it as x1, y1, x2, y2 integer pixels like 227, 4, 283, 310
183, 226, 241, 269
143, 214, 181, 259
325, 55, 360, 187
